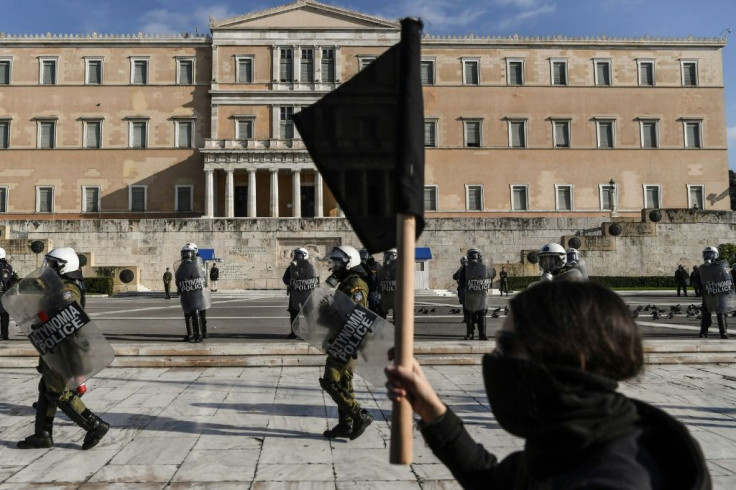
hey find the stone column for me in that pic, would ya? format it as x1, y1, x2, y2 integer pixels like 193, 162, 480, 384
270, 168, 279, 217
292, 169, 302, 218
315, 171, 323, 218
247, 169, 257, 218
204, 169, 214, 218
225, 169, 234, 218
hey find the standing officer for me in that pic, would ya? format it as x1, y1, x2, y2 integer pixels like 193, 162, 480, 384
0, 247, 18, 340
537, 243, 584, 282
675, 265, 689, 297
16, 247, 110, 450
186, 243, 209, 338
463, 248, 493, 340
377, 249, 397, 319
498, 266, 509, 297
162, 267, 173, 299
697, 246, 735, 339
209, 263, 219, 292
359, 248, 381, 314
452, 256, 468, 324
175, 244, 210, 343
282, 247, 318, 339
320, 245, 373, 440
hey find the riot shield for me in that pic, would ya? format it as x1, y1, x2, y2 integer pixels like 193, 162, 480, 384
378, 260, 397, 312
0, 267, 115, 389
574, 259, 589, 280
289, 258, 319, 311
699, 261, 736, 314
174, 257, 212, 314
294, 287, 394, 386
464, 262, 492, 312
555, 266, 585, 282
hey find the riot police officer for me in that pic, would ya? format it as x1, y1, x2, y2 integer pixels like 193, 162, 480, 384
320, 245, 373, 440
537, 243, 584, 281
282, 247, 318, 339
16, 247, 110, 450
0, 247, 19, 340
563, 247, 589, 280
175, 244, 210, 343
463, 248, 493, 340
697, 246, 735, 339
377, 249, 398, 319
359, 248, 381, 314
186, 243, 209, 338
452, 256, 468, 323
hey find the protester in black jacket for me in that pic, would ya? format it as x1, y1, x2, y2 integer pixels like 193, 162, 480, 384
386, 281, 710, 490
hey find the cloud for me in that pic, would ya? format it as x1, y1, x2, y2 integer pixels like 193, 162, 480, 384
494, 2, 557, 30
376, 0, 487, 33
139, 4, 239, 34
728, 126, 736, 143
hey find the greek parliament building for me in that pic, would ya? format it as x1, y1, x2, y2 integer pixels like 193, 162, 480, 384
0, 0, 730, 221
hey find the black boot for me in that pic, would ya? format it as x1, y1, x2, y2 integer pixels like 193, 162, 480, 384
81, 411, 110, 450
323, 421, 353, 439
17, 412, 54, 449
719, 316, 729, 339
200, 311, 208, 339
190, 313, 202, 343
478, 315, 488, 341
350, 409, 373, 440
463, 320, 473, 340
1, 312, 9, 340
183, 314, 192, 342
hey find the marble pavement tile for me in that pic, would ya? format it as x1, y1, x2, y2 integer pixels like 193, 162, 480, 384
707, 460, 734, 476
333, 448, 417, 481
168, 483, 251, 490
6, 449, 115, 484
170, 448, 259, 482
0, 466, 20, 483
78, 484, 165, 490
712, 475, 736, 490
88, 464, 178, 483
412, 463, 454, 481
110, 435, 198, 465
709, 458, 736, 474
254, 463, 335, 481
252, 481, 337, 490
259, 438, 332, 464
0, 485, 77, 490
136, 415, 214, 437
336, 481, 420, 489
193, 432, 264, 450
417, 480, 464, 490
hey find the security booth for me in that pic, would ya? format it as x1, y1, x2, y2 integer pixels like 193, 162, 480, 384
414, 247, 432, 290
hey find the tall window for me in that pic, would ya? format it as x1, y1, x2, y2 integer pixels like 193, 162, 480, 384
280, 48, 293, 82
40, 59, 57, 85
0, 121, 9, 149
553, 120, 570, 148
38, 121, 55, 149
424, 120, 437, 147
177, 59, 194, 85
507, 59, 524, 85
638, 60, 654, 86
640, 120, 658, 148
130, 186, 147, 212
130, 120, 148, 148
421, 60, 435, 85
176, 120, 194, 148
0, 59, 10, 84
684, 121, 702, 148
681, 61, 698, 86
594, 60, 611, 86
83, 186, 100, 212
0, 187, 7, 213
176, 185, 193, 212
551, 60, 567, 85
688, 185, 705, 210
236, 118, 254, 139
237, 57, 253, 83
644, 185, 661, 208
424, 186, 438, 211
601, 184, 615, 210
36, 186, 54, 213
131, 59, 148, 84
464, 120, 481, 147
511, 185, 528, 211
509, 120, 526, 148
279, 106, 294, 139
84, 120, 102, 149
321, 48, 335, 83
300, 48, 314, 83
463, 59, 479, 85
596, 120, 615, 148
466, 185, 483, 211
556, 185, 573, 211
85, 59, 102, 85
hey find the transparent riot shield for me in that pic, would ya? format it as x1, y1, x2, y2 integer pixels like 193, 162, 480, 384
574, 259, 589, 280
0, 267, 115, 389
294, 287, 394, 386
289, 258, 319, 311
464, 262, 492, 312
699, 261, 736, 314
174, 257, 212, 314
378, 260, 397, 313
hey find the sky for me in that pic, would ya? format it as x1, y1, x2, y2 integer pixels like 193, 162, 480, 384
2, 0, 735, 170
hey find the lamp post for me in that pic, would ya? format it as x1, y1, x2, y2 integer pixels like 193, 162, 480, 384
609, 178, 618, 217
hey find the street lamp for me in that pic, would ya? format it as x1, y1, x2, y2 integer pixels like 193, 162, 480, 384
609, 179, 618, 217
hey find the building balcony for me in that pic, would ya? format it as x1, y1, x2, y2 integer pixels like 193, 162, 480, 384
202, 138, 306, 152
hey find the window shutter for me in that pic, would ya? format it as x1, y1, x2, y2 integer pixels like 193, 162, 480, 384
134, 62, 147, 84
555, 122, 569, 147
0, 188, 6, 213
41, 122, 53, 148
131, 188, 145, 211
511, 122, 525, 147
602, 187, 613, 210
599, 123, 613, 148
238, 59, 252, 83
424, 187, 437, 211
321, 53, 335, 83
513, 187, 527, 210
237, 120, 252, 139
85, 188, 99, 212
177, 187, 192, 212
464, 62, 478, 84
0, 62, 8, 84
86, 122, 100, 148
466, 122, 480, 146
558, 188, 571, 210
683, 63, 696, 86
280, 49, 292, 82
643, 123, 656, 147
421, 61, 433, 85
553, 62, 566, 85
424, 122, 435, 146
690, 187, 704, 209
133, 122, 146, 148
179, 61, 192, 84
178, 122, 192, 148
0, 123, 7, 148
686, 123, 700, 147
646, 187, 659, 208
509, 62, 522, 85
88, 61, 101, 84
640, 63, 653, 85
596, 63, 610, 85
39, 188, 52, 212
42, 62, 55, 84
468, 186, 481, 210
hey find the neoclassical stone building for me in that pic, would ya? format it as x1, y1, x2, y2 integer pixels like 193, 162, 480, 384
0, 0, 730, 220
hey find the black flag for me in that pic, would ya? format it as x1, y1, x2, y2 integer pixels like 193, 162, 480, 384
293, 18, 425, 254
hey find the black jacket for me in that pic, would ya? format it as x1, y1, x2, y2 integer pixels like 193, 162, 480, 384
420, 386, 710, 489
209, 267, 219, 281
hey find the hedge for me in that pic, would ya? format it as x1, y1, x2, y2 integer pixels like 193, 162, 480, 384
85, 277, 114, 295
507, 276, 677, 290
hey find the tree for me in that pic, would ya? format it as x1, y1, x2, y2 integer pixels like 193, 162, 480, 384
718, 243, 736, 265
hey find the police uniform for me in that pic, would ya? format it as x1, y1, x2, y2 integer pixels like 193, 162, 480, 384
0, 259, 17, 340
18, 277, 110, 450
499, 269, 509, 296
163, 269, 173, 299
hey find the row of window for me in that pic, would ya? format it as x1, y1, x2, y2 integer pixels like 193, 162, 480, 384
427, 118, 704, 149
422, 58, 700, 87
0, 185, 194, 213
423, 184, 707, 212
0, 119, 196, 149
0, 56, 198, 85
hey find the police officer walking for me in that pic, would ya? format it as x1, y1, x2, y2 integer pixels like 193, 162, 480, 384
452, 256, 468, 324
696, 246, 735, 339
0, 247, 18, 340
15, 248, 110, 450
162, 267, 173, 299
282, 247, 318, 339
320, 245, 373, 440
359, 248, 381, 314
463, 248, 493, 340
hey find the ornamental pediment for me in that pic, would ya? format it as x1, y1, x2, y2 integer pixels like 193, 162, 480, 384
210, 0, 398, 31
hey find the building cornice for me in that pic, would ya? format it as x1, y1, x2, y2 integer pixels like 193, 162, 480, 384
421, 33, 727, 49
0, 33, 210, 46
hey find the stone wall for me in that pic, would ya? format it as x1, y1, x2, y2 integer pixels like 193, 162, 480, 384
1, 210, 734, 292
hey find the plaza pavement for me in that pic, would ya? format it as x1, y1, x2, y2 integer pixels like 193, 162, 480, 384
2, 361, 736, 488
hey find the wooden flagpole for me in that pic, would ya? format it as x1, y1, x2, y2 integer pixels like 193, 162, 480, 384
390, 212, 415, 464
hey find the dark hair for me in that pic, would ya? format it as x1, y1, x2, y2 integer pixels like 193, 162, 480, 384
509, 281, 643, 381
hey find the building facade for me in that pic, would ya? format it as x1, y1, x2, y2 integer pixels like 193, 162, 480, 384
0, 0, 730, 221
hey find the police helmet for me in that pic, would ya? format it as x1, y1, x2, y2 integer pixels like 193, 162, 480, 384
383, 248, 398, 263
0, 247, 5, 260
181, 244, 196, 260
702, 246, 719, 262
359, 248, 371, 262
329, 245, 361, 270
186, 243, 198, 254
460, 255, 467, 265
294, 247, 309, 260
566, 247, 580, 264
538, 242, 567, 272
44, 247, 80, 275
467, 248, 482, 263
